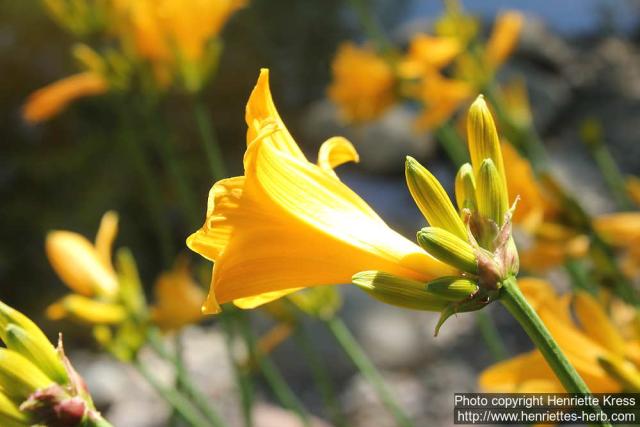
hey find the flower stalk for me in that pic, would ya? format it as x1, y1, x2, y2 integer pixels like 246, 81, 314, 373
324, 316, 414, 427
498, 276, 610, 426
193, 99, 227, 181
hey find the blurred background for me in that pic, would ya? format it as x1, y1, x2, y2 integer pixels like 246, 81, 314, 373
2, 0, 640, 426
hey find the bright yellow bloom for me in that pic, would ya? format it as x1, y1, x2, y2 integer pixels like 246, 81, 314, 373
188, 69, 455, 314
328, 43, 396, 123
480, 279, 631, 393
151, 259, 205, 331
22, 72, 108, 124
410, 71, 472, 131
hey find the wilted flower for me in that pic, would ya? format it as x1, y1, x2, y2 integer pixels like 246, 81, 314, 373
188, 69, 456, 314
327, 42, 396, 123
480, 279, 640, 392
0, 301, 111, 427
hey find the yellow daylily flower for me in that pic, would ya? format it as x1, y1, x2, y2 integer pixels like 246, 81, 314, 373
188, 69, 455, 314
46, 211, 119, 297
480, 279, 631, 393
327, 42, 396, 123
22, 72, 108, 124
151, 259, 205, 332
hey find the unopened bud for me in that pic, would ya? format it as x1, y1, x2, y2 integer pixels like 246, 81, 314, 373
417, 227, 478, 274
4, 325, 68, 384
406, 156, 467, 240
0, 392, 29, 426
425, 276, 478, 301
467, 95, 505, 179
454, 163, 477, 211
353, 271, 449, 312
476, 158, 508, 226
0, 349, 53, 400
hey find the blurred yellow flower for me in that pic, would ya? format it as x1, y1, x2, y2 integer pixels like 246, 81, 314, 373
480, 279, 629, 393
594, 212, 640, 278
46, 211, 119, 298
485, 11, 524, 70
151, 259, 205, 332
434, 0, 479, 49
627, 176, 640, 207
398, 33, 471, 130
188, 69, 455, 314
328, 42, 396, 123
117, 0, 247, 91
501, 143, 589, 272
22, 72, 108, 124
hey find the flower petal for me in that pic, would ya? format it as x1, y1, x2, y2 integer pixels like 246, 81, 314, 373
246, 69, 306, 160
46, 231, 118, 297
95, 211, 119, 270
22, 72, 108, 124
194, 138, 454, 313
317, 137, 359, 176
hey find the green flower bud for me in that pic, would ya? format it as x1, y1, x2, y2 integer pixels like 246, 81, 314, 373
405, 156, 467, 240
425, 276, 478, 301
0, 349, 53, 400
416, 227, 478, 274
352, 271, 449, 312
455, 163, 477, 212
476, 158, 508, 226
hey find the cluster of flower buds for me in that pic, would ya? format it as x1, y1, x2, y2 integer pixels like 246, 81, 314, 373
352, 95, 519, 334
0, 301, 111, 427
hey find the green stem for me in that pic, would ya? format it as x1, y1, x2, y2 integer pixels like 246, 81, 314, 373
236, 312, 310, 426
474, 311, 507, 361
134, 357, 212, 427
219, 312, 254, 427
83, 412, 115, 427
583, 138, 634, 210
156, 129, 202, 227
346, 0, 394, 55
324, 316, 414, 427
146, 330, 227, 427
434, 123, 470, 168
193, 100, 227, 181
293, 321, 349, 427
499, 276, 611, 427
117, 124, 174, 265
564, 258, 598, 295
